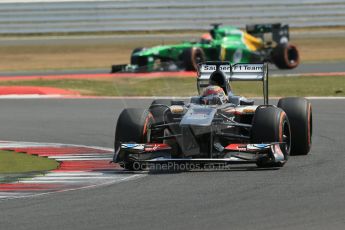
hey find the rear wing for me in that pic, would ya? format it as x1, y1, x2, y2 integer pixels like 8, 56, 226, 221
245, 23, 289, 45
197, 62, 269, 104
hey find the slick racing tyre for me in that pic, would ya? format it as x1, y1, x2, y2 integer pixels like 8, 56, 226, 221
114, 108, 154, 170
272, 44, 299, 69
278, 97, 312, 155
251, 106, 291, 168
182, 47, 205, 71
130, 47, 148, 71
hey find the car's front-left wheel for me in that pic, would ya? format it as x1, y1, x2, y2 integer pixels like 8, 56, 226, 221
182, 47, 205, 71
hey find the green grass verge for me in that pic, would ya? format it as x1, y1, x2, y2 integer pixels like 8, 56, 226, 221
0, 75, 344, 97
0, 150, 59, 174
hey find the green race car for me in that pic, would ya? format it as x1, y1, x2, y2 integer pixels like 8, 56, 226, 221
111, 23, 300, 73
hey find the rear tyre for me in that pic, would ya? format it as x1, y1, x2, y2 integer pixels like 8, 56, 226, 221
114, 108, 154, 170
251, 106, 291, 168
182, 47, 205, 71
272, 44, 299, 69
278, 97, 312, 155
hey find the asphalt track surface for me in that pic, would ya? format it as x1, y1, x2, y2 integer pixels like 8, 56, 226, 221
0, 98, 345, 230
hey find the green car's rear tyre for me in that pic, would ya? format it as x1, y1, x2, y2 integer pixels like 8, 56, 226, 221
272, 44, 299, 69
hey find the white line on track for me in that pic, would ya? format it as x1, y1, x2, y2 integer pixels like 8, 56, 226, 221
0, 174, 145, 201
0, 95, 65, 99
0, 141, 146, 201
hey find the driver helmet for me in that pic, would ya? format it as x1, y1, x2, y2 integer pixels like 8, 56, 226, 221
202, 85, 228, 105
200, 33, 213, 44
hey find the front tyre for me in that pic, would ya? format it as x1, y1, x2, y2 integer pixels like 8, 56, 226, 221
114, 108, 154, 170
130, 47, 148, 71
278, 97, 312, 155
182, 47, 205, 71
251, 106, 291, 168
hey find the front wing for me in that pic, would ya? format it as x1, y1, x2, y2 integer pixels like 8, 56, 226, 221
115, 142, 285, 166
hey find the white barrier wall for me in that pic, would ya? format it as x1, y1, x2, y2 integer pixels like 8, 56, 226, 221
0, 0, 344, 34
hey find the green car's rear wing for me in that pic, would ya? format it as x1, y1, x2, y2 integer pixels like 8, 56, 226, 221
245, 23, 290, 45
197, 62, 269, 104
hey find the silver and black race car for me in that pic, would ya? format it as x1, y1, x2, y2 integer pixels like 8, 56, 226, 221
113, 62, 312, 170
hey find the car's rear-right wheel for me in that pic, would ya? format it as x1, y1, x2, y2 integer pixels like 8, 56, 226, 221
251, 106, 291, 168
278, 97, 312, 155
114, 108, 154, 170
272, 44, 299, 69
